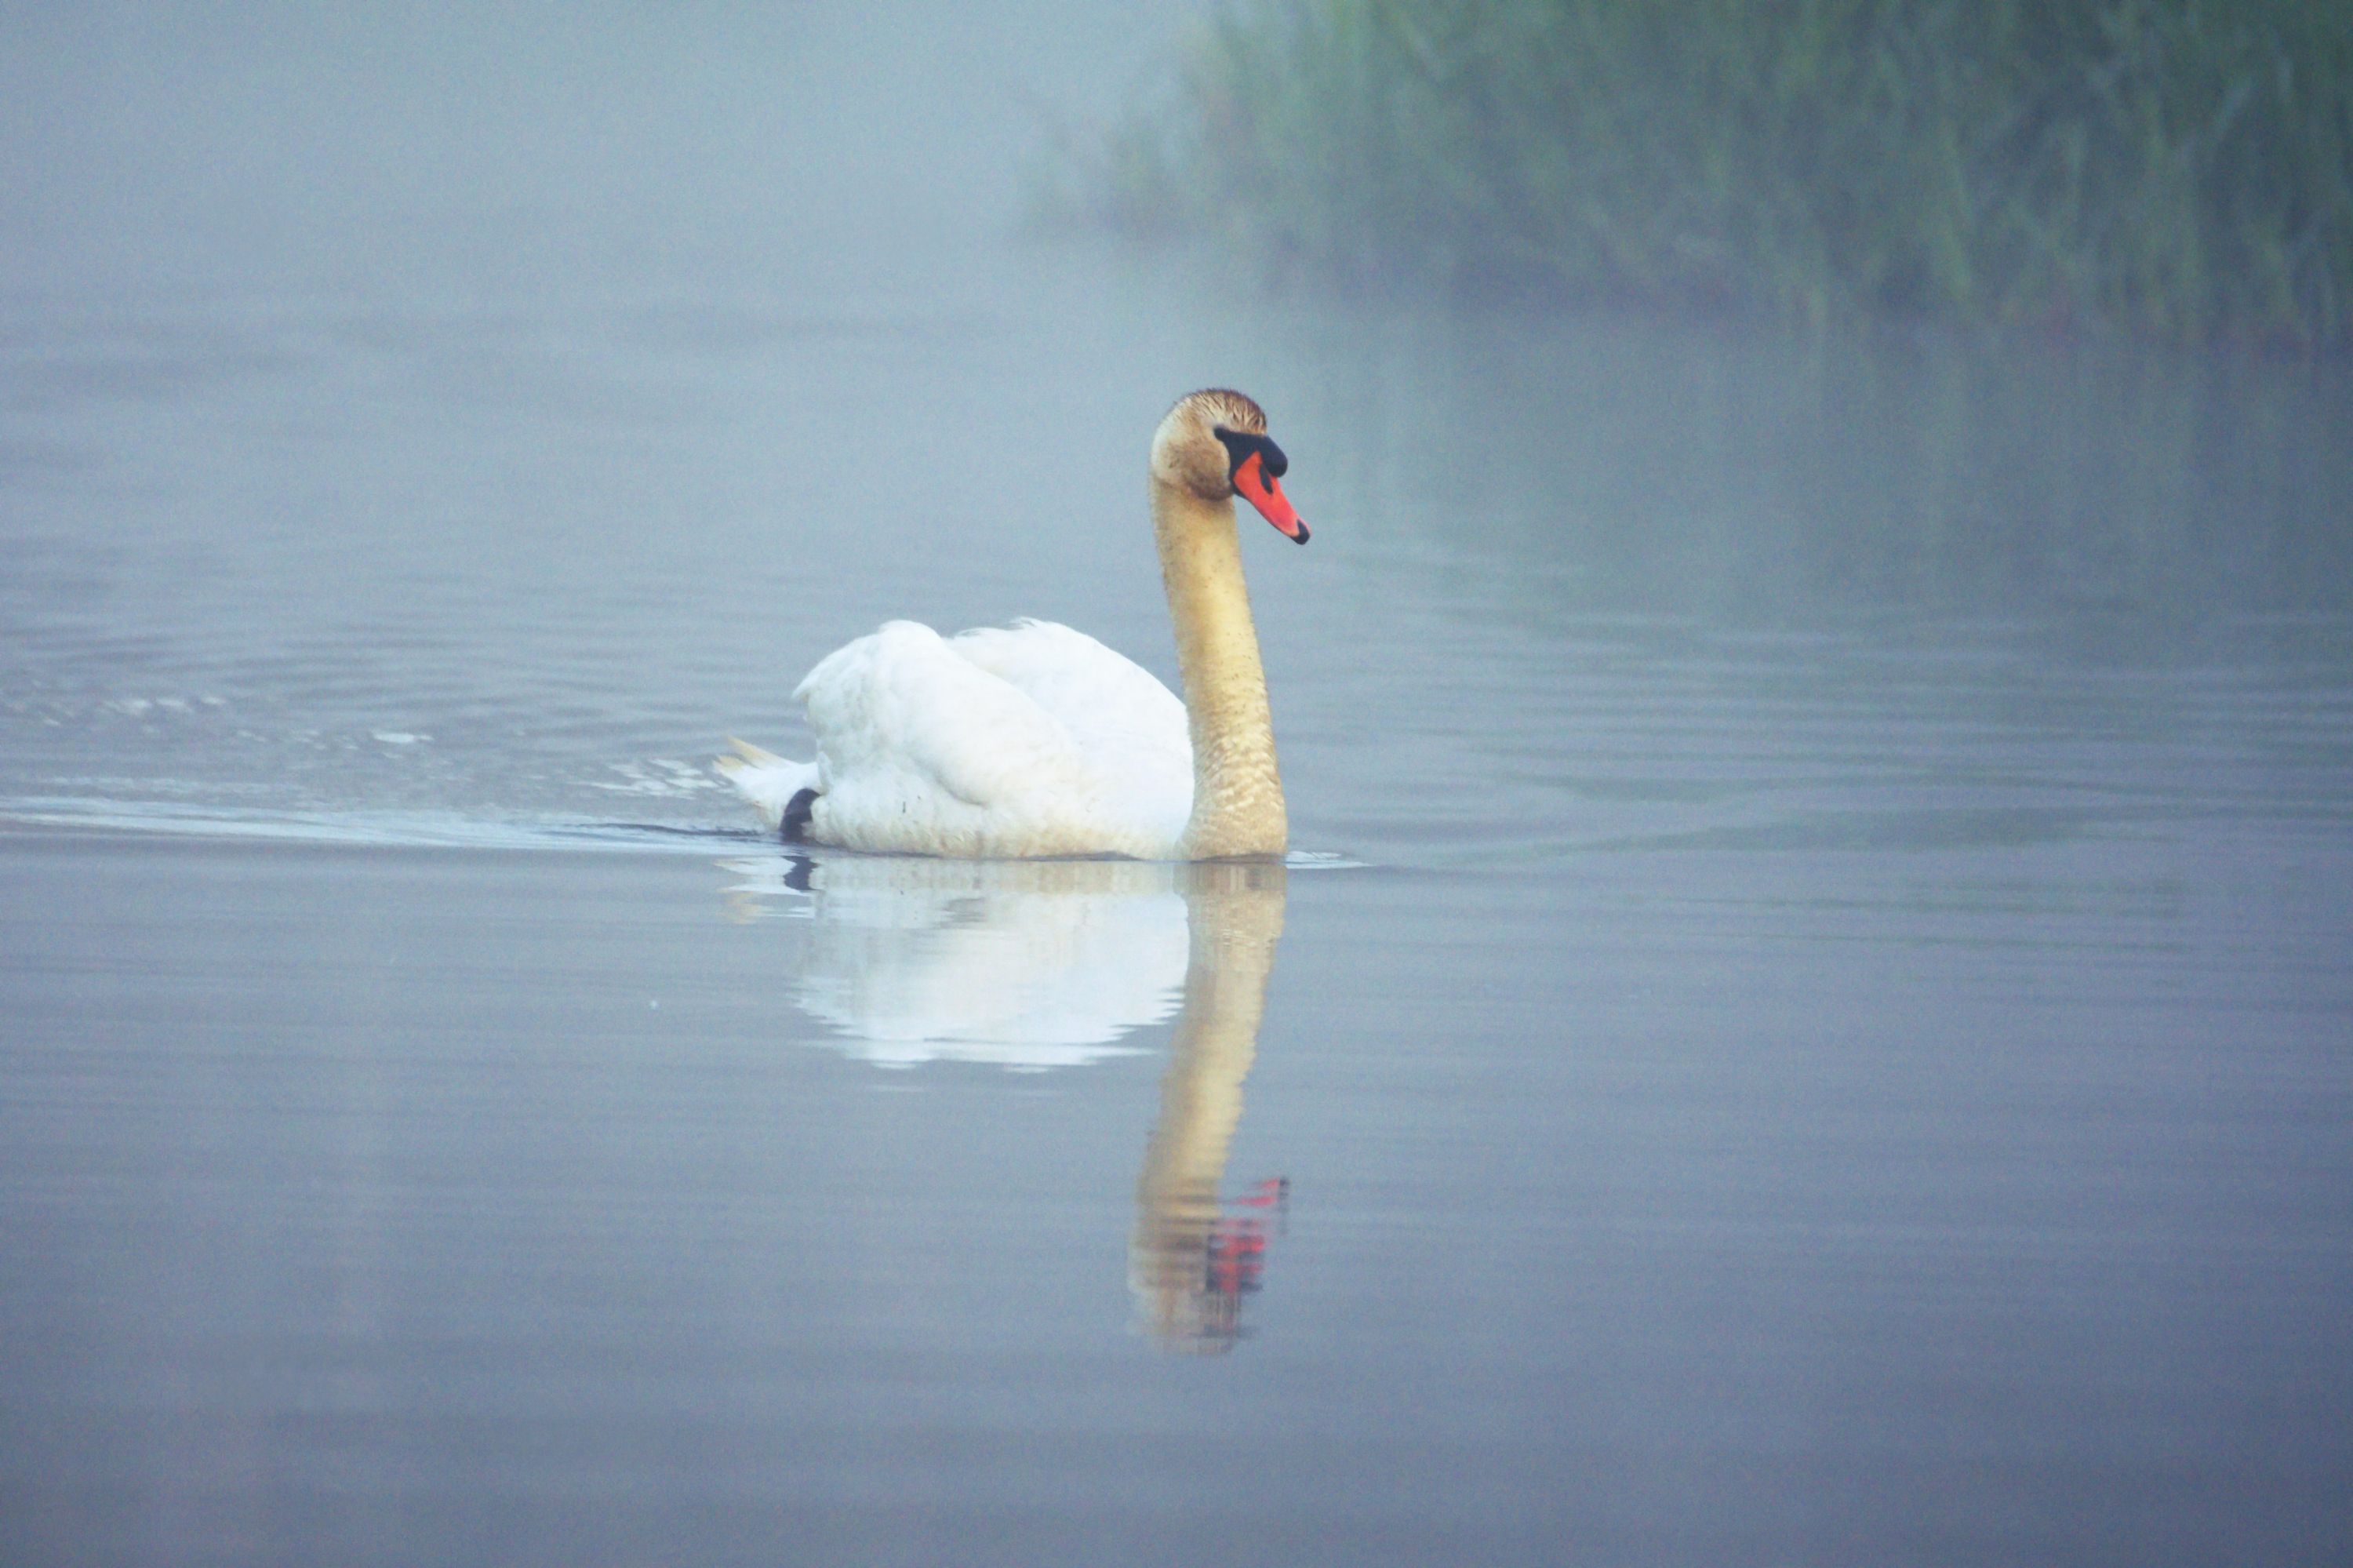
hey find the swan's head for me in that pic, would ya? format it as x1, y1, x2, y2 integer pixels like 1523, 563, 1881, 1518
1151, 388, 1308, 544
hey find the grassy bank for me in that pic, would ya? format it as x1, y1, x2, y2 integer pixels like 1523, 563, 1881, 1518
1056, 0, 2353, 344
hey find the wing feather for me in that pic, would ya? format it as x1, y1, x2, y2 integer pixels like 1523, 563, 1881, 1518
948, 620, 1191, 830
772, 619, 1193, 857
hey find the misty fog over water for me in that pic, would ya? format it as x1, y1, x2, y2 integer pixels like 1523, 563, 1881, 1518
4, 5, 2349, 1565
2, 2, 1173, 305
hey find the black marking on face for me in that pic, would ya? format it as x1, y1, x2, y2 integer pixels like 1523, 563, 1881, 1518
1213, 426, 1289, 485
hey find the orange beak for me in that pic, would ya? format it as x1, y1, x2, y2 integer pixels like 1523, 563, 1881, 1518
1234, 451, 1308, 544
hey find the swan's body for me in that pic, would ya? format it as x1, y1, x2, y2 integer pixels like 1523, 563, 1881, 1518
721, 619, 1191, 859
720, 390, 1308, 860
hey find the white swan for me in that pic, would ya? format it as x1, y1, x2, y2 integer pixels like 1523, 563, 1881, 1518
718, 388, 1307, 860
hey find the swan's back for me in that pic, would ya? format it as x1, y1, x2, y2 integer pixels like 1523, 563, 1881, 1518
949, 620, 1191, 825
790, 620, 1191, 858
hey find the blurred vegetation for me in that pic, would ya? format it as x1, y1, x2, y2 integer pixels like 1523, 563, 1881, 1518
1046, 0, 2353, 345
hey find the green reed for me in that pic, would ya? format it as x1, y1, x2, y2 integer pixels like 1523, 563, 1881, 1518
1052, 0, 2353, 344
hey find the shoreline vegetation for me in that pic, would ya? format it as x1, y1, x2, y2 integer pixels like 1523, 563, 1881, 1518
1045, 0, 2352, 347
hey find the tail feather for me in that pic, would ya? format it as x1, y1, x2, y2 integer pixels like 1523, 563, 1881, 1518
717, 735, 787, 771
715, 737, 820, 834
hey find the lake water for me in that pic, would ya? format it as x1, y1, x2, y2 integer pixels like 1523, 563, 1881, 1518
5, 8, 2352, 1566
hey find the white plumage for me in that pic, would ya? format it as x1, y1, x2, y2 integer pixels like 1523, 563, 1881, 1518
721, 618, 1192, 859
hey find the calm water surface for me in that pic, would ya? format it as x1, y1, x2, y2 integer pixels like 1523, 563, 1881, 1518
5, 10, 2352, 1564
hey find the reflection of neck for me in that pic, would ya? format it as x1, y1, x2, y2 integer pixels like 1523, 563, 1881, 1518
1131, 862, 1287, 1346
1153, 478, 1287, 859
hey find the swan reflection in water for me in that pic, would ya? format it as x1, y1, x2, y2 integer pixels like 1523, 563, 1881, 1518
718, 853, 1288, 1348
1127, 860, 1288, 1351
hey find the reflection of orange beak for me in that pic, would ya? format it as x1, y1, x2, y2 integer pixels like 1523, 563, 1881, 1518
1233, 452, 1308, 544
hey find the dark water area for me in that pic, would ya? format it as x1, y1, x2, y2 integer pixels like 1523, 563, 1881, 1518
5, 5, 2352, 1564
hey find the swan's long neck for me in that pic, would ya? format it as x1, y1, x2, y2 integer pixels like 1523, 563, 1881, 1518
1153, 478, 1288, 859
